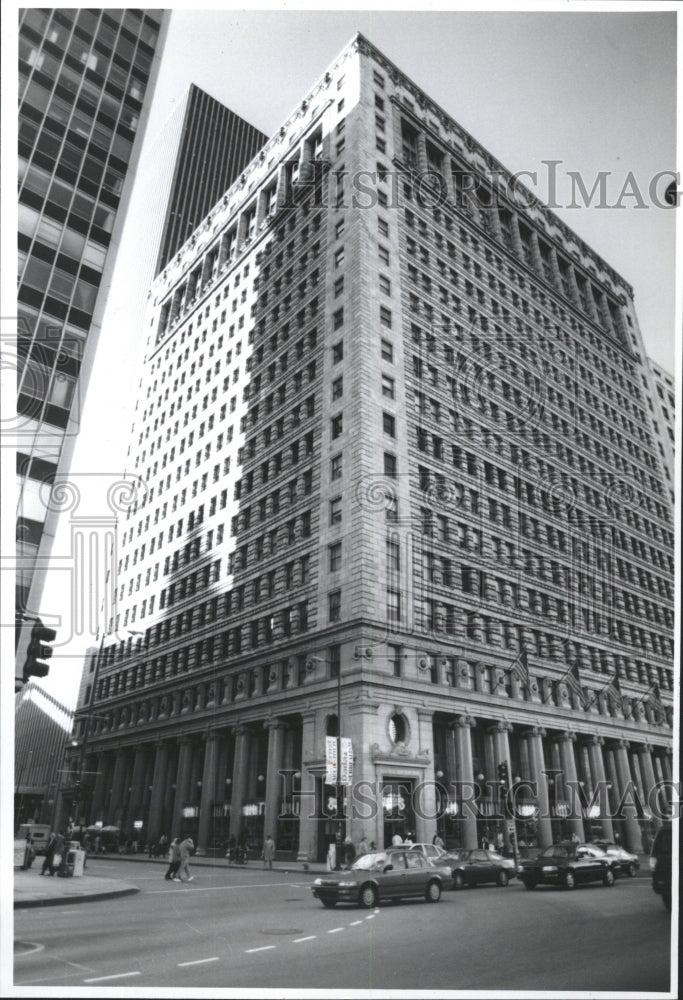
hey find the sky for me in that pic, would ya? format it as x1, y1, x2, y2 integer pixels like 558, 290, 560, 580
8, 5, 679, 711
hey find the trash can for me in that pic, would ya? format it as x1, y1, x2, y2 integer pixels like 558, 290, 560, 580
58, 842, 81, 877
72, 849, 86, 877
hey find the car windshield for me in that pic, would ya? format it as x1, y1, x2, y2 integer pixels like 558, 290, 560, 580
351, 852, 387, 871
539, 845, 571, 858
445, 850, 470, 861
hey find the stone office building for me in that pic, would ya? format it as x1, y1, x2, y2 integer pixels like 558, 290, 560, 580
66, 34, 674, 860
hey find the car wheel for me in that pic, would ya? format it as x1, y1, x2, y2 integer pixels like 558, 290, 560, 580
627, 863, 637, 878
452, 872, 465, 890
603, 869, 615, 887
321, 898, 337, 908
359, 884, 377, 909
497, 871, 509, 887
563, 871, 576, 890
522, 879, 536, 890
425, 880, 441, 903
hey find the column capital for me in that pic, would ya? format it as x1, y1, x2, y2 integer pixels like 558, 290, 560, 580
204, 728, 221, 743
416, 707, 434, 722
557, 730, 577, 743
523, 726, 547, 740
264, 717, 286, 732
232, 725, 251, 738
637, 742, 654, 755
609, 739, 630, 752
488, 720, 513, 734
585, 734, 604, 748
451, 714, 476, 730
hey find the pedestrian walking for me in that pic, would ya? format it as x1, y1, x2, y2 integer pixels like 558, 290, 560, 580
433, 833, 445, 850
41, 831, 60, 876
403, 832, 414, 846
176, 836, 194, 882
358, 835, 369, 855
164, 837, 182, 881
157, 833, 168, 859
343, 836, 356, 869
263, 834, 275, 870
391, 832, 403, 846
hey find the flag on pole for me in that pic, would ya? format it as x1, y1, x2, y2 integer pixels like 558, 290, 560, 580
549, 659, 588, 707
601, 673, 623, 709
510, 647, 530, 690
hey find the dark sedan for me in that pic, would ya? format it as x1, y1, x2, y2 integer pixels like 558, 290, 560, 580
439, 848, 517, 889
312, 850, 452, 908
592, 841, 640, 877
518, 842, 620, 890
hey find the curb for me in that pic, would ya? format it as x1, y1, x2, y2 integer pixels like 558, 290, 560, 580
14, 886, 140, 910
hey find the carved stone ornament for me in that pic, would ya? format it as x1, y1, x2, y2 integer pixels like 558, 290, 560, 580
159, 696, 168, 716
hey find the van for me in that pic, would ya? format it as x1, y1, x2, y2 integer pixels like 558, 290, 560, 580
15, 823, 51, 856
649, 824, 672, 911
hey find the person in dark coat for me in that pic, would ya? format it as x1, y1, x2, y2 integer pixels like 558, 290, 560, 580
42, 831, 64, 876
164, 838, 181, 881
343, 836, 356, 869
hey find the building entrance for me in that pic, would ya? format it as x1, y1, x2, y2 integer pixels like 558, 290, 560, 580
382, 779, 415, 849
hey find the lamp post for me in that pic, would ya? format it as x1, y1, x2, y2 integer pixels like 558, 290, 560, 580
308, 655, 344, 870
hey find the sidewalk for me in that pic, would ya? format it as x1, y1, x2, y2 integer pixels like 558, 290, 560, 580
14, 868, 140, 909
92, 852, 330, 874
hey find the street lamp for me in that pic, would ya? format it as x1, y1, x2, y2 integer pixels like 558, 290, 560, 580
308, 654, 344, 870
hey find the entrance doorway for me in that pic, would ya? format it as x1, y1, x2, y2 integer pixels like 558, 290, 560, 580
382, 779, 415, 848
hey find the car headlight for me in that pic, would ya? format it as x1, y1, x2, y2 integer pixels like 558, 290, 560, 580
313, 878, 323, 885
649, 858, 656, 870
542, 866, 558, 872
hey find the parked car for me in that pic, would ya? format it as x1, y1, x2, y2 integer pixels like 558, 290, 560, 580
312, 849, 452, 908
650, 824, 672, 911
592, 841, 640, 877
406, 843, 448, 863
439, 848, 517, 889
518, 842, 620, 889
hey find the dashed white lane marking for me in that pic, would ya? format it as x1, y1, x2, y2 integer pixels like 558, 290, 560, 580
293, 936, 316, 943
365, 914, 375, 919
327, 927, 344, 934
83, 971, 141, 983
178, 957, 220, 967
349, 920, 363, 926
245, 945, 276, 954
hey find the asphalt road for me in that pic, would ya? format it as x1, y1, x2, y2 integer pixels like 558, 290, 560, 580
14, 858, 672, 992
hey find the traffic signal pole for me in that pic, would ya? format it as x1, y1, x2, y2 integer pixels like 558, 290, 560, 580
497, 760, 520, 870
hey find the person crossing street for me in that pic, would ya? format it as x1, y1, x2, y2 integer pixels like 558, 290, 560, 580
176, 836, 194, 882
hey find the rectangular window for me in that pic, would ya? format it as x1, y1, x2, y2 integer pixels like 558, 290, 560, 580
329, 643, 341, 677
331, 414, 343, 439
334, 276, 344, 297
384, 452, 397, 479
328, 589, 341, 622
331, 453, 342, 480
332, 376, 343, 400
380, 305, 392, 328
381, 374, 395, 399
387, 588, 401, 623
378, 244, 390, 265
329, 541, 342, 572
383, 412, 396, 437
330, 496, 342, 524
387, 538, 400, 573
389, 643, 402, 676
378, 217, 389, 237
333, 308, 344, 330
334, 247, 345, 268
332, 340, 344, 363
379, 274, 391, 295
381, 339, 394, 363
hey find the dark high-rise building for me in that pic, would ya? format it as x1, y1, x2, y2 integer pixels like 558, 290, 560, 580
154, 84, 266, 276
15, 681, 73, 827
16, 9, 169, 666
67, 34, 673, 864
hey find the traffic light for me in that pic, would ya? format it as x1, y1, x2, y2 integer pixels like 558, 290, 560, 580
497, 761, 509, 785
23, 619, 56, 682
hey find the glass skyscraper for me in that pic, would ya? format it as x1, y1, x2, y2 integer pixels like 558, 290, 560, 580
16, 9, 169, 644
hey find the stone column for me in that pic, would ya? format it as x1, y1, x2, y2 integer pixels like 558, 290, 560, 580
584, 736, 614, 842
490, 721, 513, 853
108, 748, 128, 826
637, 744, 662, 831
263, 719, 286, 851
297, 713, 317, 862
228, 726, 251, 840
171, 738, 193, 838
524, 728, 553, 849
196, 731, 220, 855
415, 709, 437, 845
610, 740, 643, 852
126, 745, 149, 837
453, 716, 478, 849
147, 741, 170, 844
557, 732, 585, 842
89, 752, 110, 825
